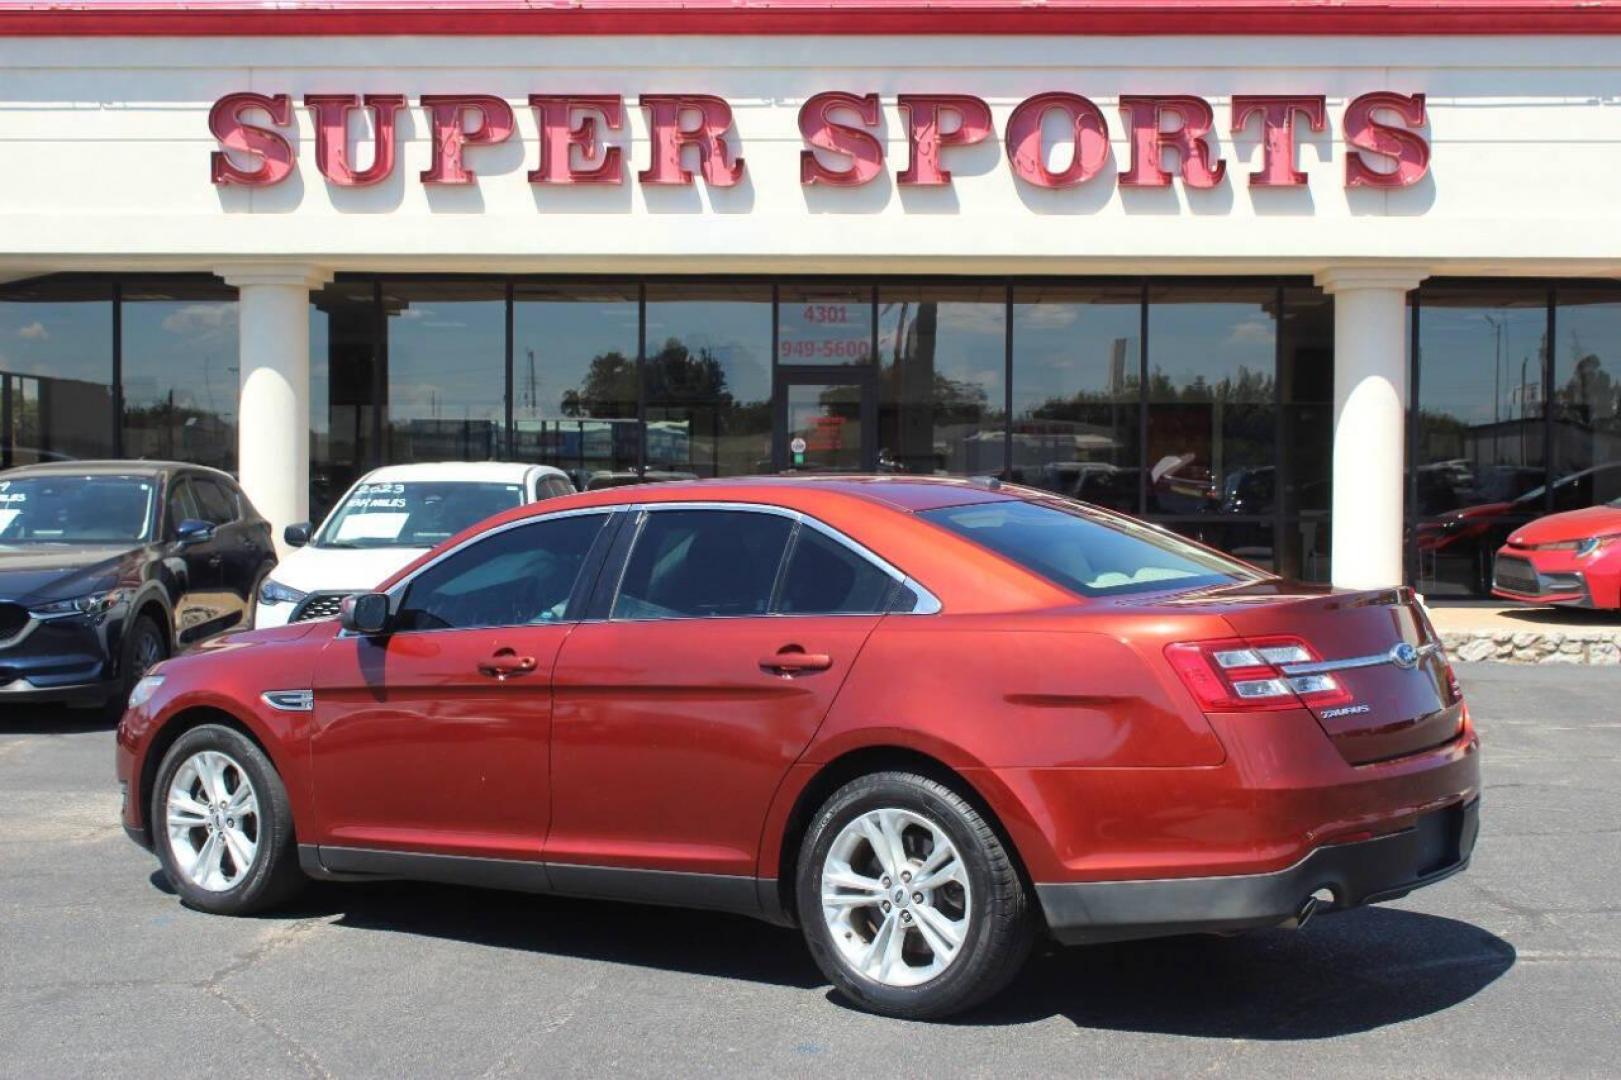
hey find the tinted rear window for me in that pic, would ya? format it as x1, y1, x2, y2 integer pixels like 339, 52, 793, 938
921, 499, 1265, 598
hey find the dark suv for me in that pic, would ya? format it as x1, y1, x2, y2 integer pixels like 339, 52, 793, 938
0, 461, 276, 716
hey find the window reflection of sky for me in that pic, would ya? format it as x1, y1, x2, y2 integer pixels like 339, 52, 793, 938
513, 290, 638, 419
1420, 304, 1546, 427
646, 295, 772, 406
387, 298, 505, 424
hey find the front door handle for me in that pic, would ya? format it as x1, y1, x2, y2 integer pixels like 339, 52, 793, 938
759, 649, 833, 676
478, 647, 538, 680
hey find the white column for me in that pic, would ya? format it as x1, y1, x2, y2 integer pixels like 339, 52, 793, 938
216, 263, 331, 556
1315, 266, 1428, 591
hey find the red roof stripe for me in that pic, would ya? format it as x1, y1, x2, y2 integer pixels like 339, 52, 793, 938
1, 1, 1620, 36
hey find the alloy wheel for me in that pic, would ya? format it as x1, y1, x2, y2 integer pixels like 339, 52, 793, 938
165, 750, 260, 892
820, 807, 972, 987
132, 627, 165, 680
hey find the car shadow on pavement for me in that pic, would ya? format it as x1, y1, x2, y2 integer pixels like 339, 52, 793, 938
302, 879, 829, 990
963, 906, 1516, 1036
0, 704, 116, 735
249, 876, 1512, 1033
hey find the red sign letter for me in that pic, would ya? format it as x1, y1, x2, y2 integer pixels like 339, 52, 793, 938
1005, 92, 1110, 189
897, 94, 992, 186
529, 95, 624, 185
638, 95, 745, 187
1118, 96, 1226, 189
304, 94, 405, 187
1345, 92, 1430, 188
419, 95, 515, 185
799, 92, 884, 186
209, 93, 295, 187
1231, 95, 1325, 187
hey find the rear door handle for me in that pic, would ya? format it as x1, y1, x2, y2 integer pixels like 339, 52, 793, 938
478, 647, 538, 680
759, 650, 833, 675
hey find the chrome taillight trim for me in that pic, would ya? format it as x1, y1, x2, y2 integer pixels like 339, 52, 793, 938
1278, 641, 1441, 678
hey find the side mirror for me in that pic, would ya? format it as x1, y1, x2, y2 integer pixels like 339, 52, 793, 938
283, 521, 312, 548
340, 592, 391, 636
174, 518, 216, 547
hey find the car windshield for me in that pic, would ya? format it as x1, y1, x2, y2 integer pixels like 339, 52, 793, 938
315, 480, 525, 549
921, 498, 1268, 598
0, 475, 156, 544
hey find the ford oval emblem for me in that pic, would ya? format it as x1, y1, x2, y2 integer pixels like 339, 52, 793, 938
1389, 642, 1421, 669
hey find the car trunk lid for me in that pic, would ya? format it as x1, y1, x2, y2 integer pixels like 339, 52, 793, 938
1215, 586, 1462, 765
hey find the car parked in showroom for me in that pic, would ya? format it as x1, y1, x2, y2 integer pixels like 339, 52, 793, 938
1492, 494, 1621, 609
117, 476, 1480, 1019
1, 461, 275, 716
254, 461, 575, 628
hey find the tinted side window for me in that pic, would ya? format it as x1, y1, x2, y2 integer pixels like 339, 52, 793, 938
777, 526, 897, 615
613, 510, 792, 620
397, 513, 607, 631
165, 480, 198, 534
191, 479, 238, 525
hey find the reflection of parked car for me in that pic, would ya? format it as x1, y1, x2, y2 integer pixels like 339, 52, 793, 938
1146, 453, 1218, 514
120, 476, 1477, 1020
3, 448, 77, 467
254, 462, 575, 628
1422, 462, 1621, 594
583, 469, 699, 490
1219, 467, 1331, 516
1492, 495, 1621, 609
0, 461, 275, 716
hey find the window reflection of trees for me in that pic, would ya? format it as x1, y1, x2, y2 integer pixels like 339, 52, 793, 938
878, 290, 1006, 476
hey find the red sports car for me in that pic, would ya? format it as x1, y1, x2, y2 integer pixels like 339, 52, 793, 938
116, 477, 1480, 1019
1492, 498, 1621, 609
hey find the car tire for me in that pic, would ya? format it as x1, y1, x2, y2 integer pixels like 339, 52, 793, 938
796, 770, 1035, 1020
151, 724, 304, 915
102, 613, 167, 722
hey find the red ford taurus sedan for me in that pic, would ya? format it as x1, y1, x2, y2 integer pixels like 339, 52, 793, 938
116, 476, 1480, 1019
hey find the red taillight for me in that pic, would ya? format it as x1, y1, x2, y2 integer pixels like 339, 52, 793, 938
1165, 636, 1353, 713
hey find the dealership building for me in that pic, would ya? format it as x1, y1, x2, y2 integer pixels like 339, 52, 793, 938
1, 0, 1618, 598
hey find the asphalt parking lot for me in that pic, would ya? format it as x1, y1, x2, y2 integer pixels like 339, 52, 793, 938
2, 663, 1617, 1079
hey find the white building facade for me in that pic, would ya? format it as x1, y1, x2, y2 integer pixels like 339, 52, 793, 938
1, 2, 1618, 597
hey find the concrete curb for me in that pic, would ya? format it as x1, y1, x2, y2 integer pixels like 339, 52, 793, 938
1440, 629, 1621, 666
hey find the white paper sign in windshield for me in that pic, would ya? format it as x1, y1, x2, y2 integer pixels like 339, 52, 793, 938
334, 511, 410, 542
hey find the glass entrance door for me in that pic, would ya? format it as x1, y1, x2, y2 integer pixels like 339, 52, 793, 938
773, 374, 875, 473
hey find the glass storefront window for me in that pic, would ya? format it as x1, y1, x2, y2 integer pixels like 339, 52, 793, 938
644, 284, 773, 480
1414, 286, 1549, 598
778, 284, 874, 366
310, 280, 382, 523
1146, 284, 1278, 570
1278, 288, 1335, 581
513, 283, 639, 492
1551, 290, 1621, 511
121, 280, 239, 472
878, 284, 1007, 476
382, 280, 506, 466
1010, 284, 1141, 512
0, 280, 114, 467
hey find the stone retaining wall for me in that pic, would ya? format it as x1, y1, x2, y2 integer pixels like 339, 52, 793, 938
1441, 629, 1621, 665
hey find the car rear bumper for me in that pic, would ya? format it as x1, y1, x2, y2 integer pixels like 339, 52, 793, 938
1037, 797, 1480, 945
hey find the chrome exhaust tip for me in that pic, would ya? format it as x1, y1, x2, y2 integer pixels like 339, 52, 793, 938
1280, 895, 1321, 930
1281, 888, 1335, 930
